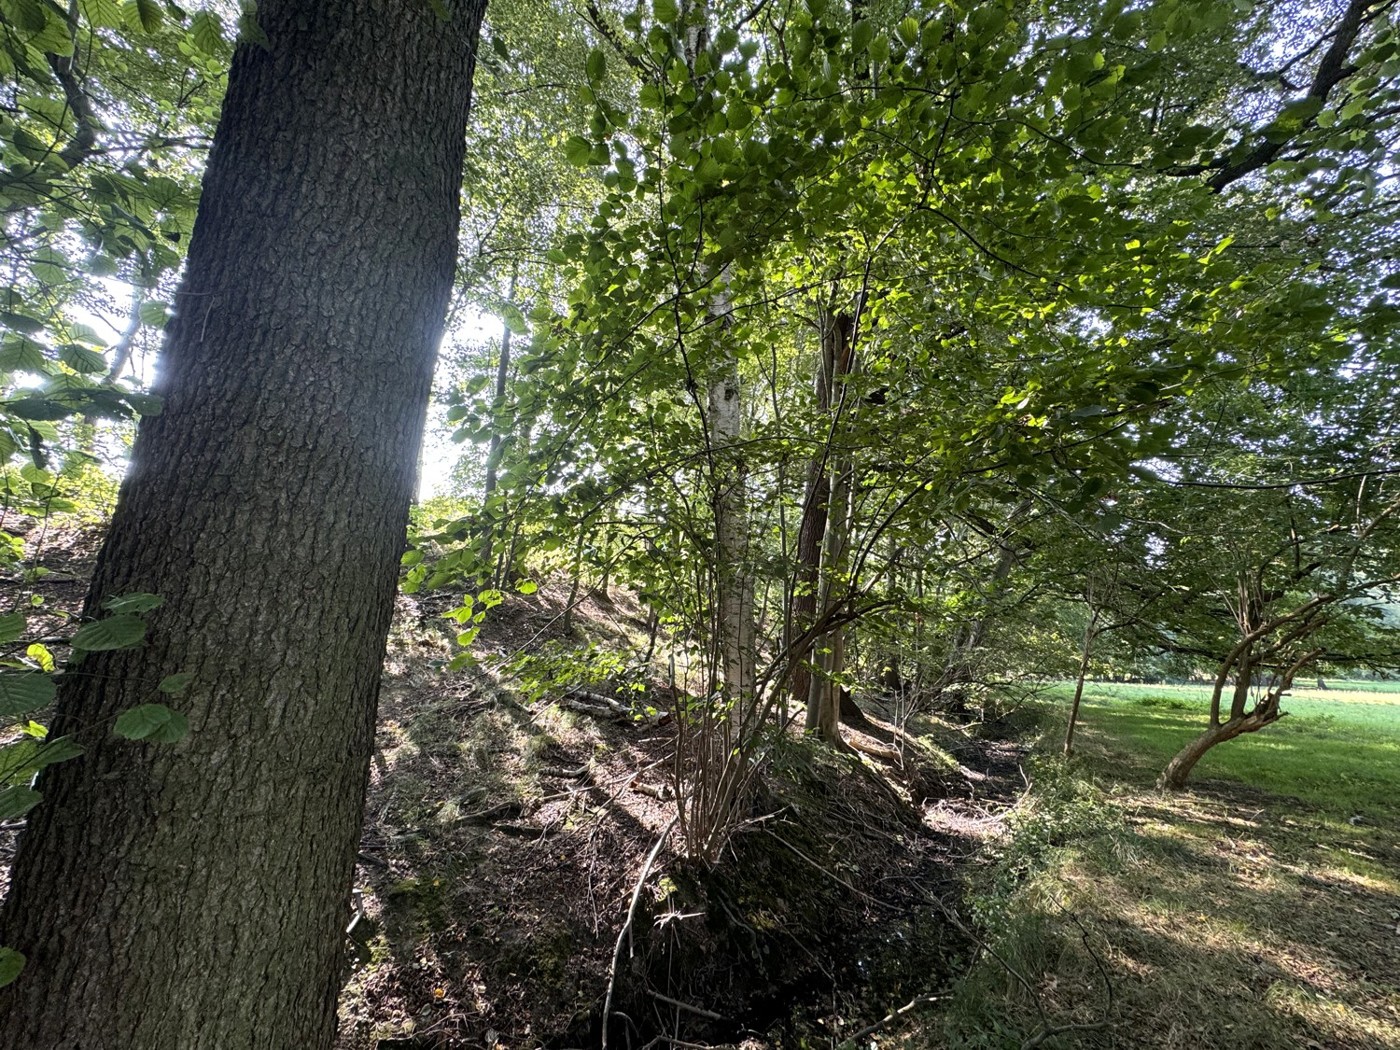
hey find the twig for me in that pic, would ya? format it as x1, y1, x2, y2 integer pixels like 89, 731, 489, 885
1020, 1020, 1109, 1049
837, 994, 944, 1048
602, 815, 678, 1050
646, 989, 723, 1021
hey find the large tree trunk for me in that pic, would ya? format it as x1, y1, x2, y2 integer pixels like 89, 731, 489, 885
0, 3, 484, 1048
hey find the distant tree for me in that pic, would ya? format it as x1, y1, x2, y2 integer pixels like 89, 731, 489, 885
0, 3, 486, 1048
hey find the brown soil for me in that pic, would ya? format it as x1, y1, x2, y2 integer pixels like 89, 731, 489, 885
335, 583, 1023, 1050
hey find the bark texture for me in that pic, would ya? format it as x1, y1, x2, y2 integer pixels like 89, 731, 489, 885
0, 3, 484, 1047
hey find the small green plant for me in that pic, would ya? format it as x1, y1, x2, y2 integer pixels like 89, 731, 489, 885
0, 586, 193, 988
508, 640, 633, 702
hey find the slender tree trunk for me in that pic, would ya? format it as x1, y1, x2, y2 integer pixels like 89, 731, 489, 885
807, 456, 853, 742
479, 269, 518, 582
788, 461, 829, 713
1063, 611, 1101, 756
0, 4, 484, 1048
792, 307, 852, 724
707, 274, 754, 711
564, 528, 586, 635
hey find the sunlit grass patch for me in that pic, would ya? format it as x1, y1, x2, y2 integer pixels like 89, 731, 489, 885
920, 688, 1400, 1050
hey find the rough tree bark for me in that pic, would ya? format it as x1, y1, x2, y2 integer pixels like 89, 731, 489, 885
0, 2, 484, 1047
794, 307, 854, 740
787, 312, 840, 715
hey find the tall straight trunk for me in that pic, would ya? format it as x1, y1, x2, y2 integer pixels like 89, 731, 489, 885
788, 452, 830, 712
479, 269, 519, 582
806, 456, 853, 742
791, 307, 850, 717
707, 273, 753, 709
0, 3, 484, 1048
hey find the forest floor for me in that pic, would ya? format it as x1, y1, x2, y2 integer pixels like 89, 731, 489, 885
4, 522, 1398, 1048
334, 581, 1032, 1050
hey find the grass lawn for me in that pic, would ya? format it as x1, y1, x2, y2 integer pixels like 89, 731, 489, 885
928, 681, 1400, 1049
1061, 680, 1400, 823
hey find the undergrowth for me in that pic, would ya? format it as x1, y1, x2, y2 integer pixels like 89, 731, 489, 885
941, 747, 1127, 1049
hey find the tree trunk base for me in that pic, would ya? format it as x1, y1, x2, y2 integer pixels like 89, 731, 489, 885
1158, 706, 1284, 790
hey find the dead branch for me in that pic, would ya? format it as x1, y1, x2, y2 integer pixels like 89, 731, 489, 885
836, 994, 945, 1048
601, 815, 678, 1050
646, 988, 723, 1021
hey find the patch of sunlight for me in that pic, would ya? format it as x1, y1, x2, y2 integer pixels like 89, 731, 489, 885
1265, 980, 1400, 1046
1315, 863, 1400, 895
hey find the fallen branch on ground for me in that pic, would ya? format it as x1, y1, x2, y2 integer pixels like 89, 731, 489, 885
836, 993, 944, 1048
646, 988, 723, 1021
602, 815, 679, 1050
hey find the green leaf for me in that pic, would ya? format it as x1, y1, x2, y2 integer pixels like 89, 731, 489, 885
502, 304, 528, 335
82, 0, 126, 28
137, 300, 170, 326
114, 703, 188, 743
71, 614, 147, 651
102, 592, 164, 614
0, 736, 83, 784
7, 399, 70, 422
0, 672, 54, 716
59, 343, 107, 374
586, 48, 606, 83
26, 643, 54, 673
0, 786, 41, 821
0, 611, 25, 645
7, 0, 47, 32
516, 579, 538, 595
127, 0, 162, 31
653, 0, 678, 23
0, 948, 25, 989
564, 135, 593, 167
190, 9, 223, 53
124, 392, 163, 416
897, 16, 919, 45
0, 312, 44, 336
158, 672, 194, 695
852, 19, 873, 53
0, 336, 49, 372
29, 12, 74, 55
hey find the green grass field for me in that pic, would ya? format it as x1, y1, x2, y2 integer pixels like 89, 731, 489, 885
923, 679, 1400, 1049
1054, 679, 1400, 821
